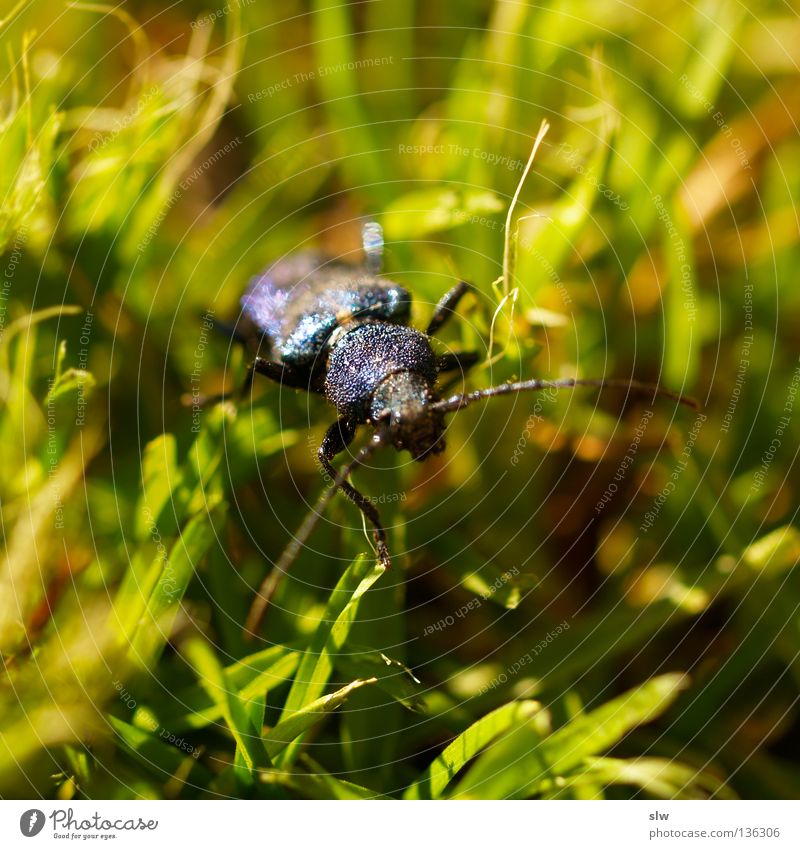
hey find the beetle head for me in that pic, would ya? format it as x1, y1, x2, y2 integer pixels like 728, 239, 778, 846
371, 371, 446, 461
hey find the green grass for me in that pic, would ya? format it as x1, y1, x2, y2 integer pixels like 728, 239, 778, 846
1, 0, 799, 799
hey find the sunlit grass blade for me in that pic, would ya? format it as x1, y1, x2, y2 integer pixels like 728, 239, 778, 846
259, 763, 380, 799
0, 99, 61, 253
514, 66, 615, 305
153, 644, 301, 732
0, 426, 103, 653
663, 197, 699, 388
107, 716, 211, 787
264, 678, 377, 760
742, 526, 800, 574
274, 554, 384, 767
404, 700, 542, 799
452, 674, 688, 799
674, 0, 746, 118
135, 434, 182, 541
382, 188, 504, 240
182, 637, 272, 785
44, 339, 95, 404
310, 0, 387, 201
547, 756, 736, 800
335, 646, 427, 714
120, 504, 227, 667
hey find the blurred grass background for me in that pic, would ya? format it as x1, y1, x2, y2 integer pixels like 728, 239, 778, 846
1, 0, 799, 799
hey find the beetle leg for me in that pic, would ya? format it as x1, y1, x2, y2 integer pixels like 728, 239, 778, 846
210, 318, 253, 349
250, 356, 310, 390
426, 280, 472, 336
436, 351, 481, 393
186, 356, 309, 408
437, 351, 480, 375
318, 418, 392, 568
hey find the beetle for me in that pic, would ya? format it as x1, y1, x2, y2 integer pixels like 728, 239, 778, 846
206, 222, 695, 590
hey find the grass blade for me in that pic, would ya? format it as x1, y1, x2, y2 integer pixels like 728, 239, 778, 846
107, 716, 210, 786
404, 700, 542, 799
335, 646, 426, 714
122, 504, 227, 667
547, 756, 736, 800
452, 674, 688, 799
265, 678, 376, 760
153, 644, 301, 732
260, 762, 380, 799
183, 638, 272, 785
274, 555, 384, 766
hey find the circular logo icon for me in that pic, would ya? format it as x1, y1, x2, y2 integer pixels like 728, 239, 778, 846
19, 810, 46, 837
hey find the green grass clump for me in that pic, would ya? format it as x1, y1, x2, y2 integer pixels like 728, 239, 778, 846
1, 0, 799, 799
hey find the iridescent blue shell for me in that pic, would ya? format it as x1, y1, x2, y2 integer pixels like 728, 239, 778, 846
241, 252, 412, 368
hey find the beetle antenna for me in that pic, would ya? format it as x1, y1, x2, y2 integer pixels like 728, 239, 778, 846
244, 427, 389, 639
431, 377, 699, 413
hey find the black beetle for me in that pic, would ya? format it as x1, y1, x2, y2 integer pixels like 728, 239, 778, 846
203, 223, 695, 627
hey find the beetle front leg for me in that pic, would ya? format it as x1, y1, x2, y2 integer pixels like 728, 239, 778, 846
318, 418, 392, 568
426, 280, 472, 336
436, 350, 481, 393
437, 351, 480, 375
